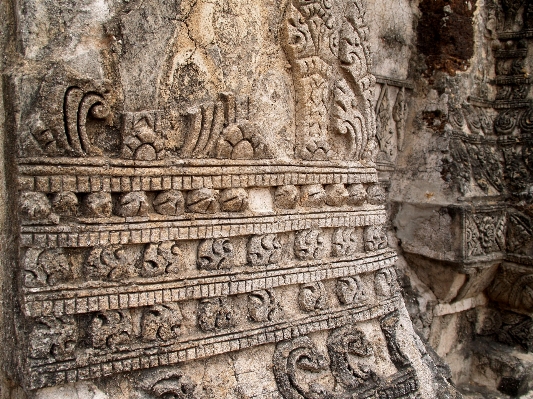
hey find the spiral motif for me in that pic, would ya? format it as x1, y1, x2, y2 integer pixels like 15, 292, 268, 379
448, 107, 465, 130
519, 106, 533, 133
494, 109, 520, 135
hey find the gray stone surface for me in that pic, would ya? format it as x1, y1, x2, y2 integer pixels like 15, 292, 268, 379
2, 0, 533, 398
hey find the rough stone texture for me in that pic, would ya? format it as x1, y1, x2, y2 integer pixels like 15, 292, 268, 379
385, 0, 533, 398
2, 0, 532, 398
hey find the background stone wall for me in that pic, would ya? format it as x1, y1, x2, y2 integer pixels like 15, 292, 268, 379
1, 0, 532, 398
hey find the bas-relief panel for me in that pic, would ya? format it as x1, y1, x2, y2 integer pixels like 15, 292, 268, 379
7, 0, 443, 396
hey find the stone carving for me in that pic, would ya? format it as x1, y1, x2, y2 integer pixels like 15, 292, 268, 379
85, 245, 136, 280
507, 211, 532, 253
366, 184, 386, 205
274, 185, 300, 209
298, 282, 327, 312
393, 87, 407, 152
138, 368, 197, 399
62, 85, 111, 156
363, 225, 388, 252
219, 188, 248, 212
186, 189, 220, 214
181, 93, 272, 160
346, 183, 367, 205
336, 276, 367, 305
153, 190, 185, 216
197, 297, 234, 332
29, 79, 114, 158
501, 0, 527, 30
50, 191, 78, 216
20, 192, 52, 221
273, 313, 419, 399
374, 268, 399, 298
327, 324, 376, 390
115, 191, 150, 217
141, 304, 183, 341
450, 136, 505, 195
215, 123, 273, 160
282, 0, 376, 161
248, 290, 283, 322
376, 84, 395, 163
324, 184, 349, 206
488, 264, 533, 313
299, 184, 326, 207
6, 0, 442, 393
197, 239, 234, 270
82, 192, 113, 218
88, 310, 133, 349
23, 249, 72, 288
294, 229, 326, 260
29, 316, 78, 360
332, 227, 360, 257
122, 111, 165, 160
465, 213, 506, 257
273, 336, 329, 399
247, 234, 283, 266
141, 241, 182, 277
473, 308, 533, 352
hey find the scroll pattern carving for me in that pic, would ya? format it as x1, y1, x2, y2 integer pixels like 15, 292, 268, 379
12, 0, 404, 392
273, 311, 419, 399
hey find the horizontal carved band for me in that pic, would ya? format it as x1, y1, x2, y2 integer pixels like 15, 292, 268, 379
493, 76, 533, 85
28, 296, 400, 390
23, 250, 397, 317
18, 164, 378, 193
493, 49, 528, 58
498, 29, 533, 40
20, 208, 387, 248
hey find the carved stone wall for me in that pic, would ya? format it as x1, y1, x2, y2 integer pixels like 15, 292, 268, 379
387, 0, 533, 397
0, 0, 461, 398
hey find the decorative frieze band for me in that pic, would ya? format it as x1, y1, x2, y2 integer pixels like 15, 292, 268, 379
20, 208, 387, 248
23, 250, 397, 317
28, 296, 401, 390
18, 163, 378, 193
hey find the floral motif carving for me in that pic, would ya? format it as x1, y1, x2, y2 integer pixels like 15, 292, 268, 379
197, 238, 234, 270
23, 249, 72, 288
298, 282, 327, 312
197, 297, 234, 332
282, 0, 376, 161
181, 93, 272, 160
273, 313, 419, 399
88, 310, 133, 349
29, 316, 78, 360
247, 234, 283, 266
363, 225, 387, 252
374, 268, 399, 298
85, 245, 138, 280
141, 241, 182, 277
153, 190, 185, 216
488, 263, 533, 313
138, 368, 197, 399
115, 191, 150, 217
336, 276, 367, 305
248, 290, 283, 322
332, 227, 360, 257
141, 304, 183, 341
122, 111, 165, 160
186, 189, 219, 214
464, 213, 506, 257
294, 229, 326, 260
